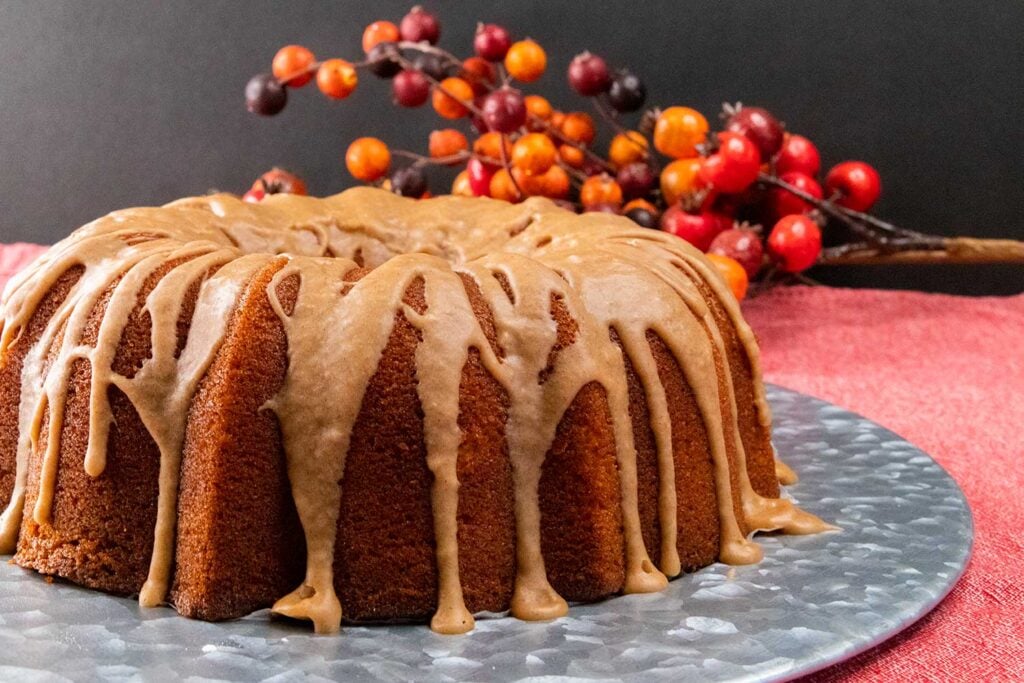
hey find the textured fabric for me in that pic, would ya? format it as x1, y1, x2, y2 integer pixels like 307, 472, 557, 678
744, 286, 1024, 682
1, 244, 1021, 680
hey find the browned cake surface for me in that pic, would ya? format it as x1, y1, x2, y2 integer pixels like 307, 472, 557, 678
649, 332, 721, 572
15, 256, 202, 593
334, 277, 439, 621
538, 294, 625, 602
695, 275, 779, 499
0, 266, 83, 509
171, 259, 305, 621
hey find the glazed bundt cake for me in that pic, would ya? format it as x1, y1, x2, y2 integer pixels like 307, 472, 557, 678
0, 187, 829, 635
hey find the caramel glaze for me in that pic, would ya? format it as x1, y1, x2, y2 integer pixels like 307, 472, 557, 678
0, 188, 832, 635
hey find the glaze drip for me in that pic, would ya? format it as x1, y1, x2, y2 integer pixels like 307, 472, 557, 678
0, 187, 832, 634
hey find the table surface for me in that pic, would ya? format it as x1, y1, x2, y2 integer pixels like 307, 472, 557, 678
2, 243, 1022, 681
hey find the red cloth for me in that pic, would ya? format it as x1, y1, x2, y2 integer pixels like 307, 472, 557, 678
1, 245, 1021, 680
744, 286, 1024, 682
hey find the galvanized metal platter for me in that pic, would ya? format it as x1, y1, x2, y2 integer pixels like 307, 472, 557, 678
0, 385, 972, 682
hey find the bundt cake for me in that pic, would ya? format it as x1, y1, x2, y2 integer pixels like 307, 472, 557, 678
0, 187, 829, 635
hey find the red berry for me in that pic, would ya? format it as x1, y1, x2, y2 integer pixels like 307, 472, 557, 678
392, 69, 431, 107
699, 133, 761, 194
245, 73, 287, 116
770, 171, 822, 218
481, 87, 527, 133
242, 186, 265, 203
775, 134, 820, 176
708, 228, 764, 279
567, 52, 610, 96
768, 215, 822, 272
725, 106, 785, 161
474, 23, 512, 62
616, 162, 655, 200
825, 161, 882, 212
466, 158, 496, 196
660, 205, 731, 251
400, 6, 440, 44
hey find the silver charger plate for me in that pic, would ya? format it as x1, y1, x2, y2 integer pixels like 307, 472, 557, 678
0, 385, 972, 682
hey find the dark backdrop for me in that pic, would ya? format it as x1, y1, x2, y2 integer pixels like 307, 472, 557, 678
1, 1, 1021, 294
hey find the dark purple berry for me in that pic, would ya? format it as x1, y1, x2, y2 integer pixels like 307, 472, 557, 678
625, 207, 658, 228
725, 106, 785, 161
367, 42, 402, 79
413, 52, 447, 81
245, 73, 287, 116
567, 52, 611, 96
391, 166, 428, 197
608, 70, 646, 112
616, 162, 655, 200
481, 88, 526, 133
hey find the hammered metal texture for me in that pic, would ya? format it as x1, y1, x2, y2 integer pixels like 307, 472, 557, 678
0, 385, 972, 682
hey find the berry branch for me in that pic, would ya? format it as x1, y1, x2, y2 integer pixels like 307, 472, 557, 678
242, 6, 1024, 301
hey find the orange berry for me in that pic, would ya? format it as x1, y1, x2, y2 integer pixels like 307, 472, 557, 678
429, 129, 469, 164
504, 39, 547, 82
255, 167, 308, 196
362, 20, 400, 54
704, 253, 749, 300
524, 94, 553, 121
560, 112, 596, 145
608, 131, 648, 168
316, 59, 358, 99
511, 166, 542, 197
558, 144, 585, 169
452, 170, 473, 197
539, 164, 570, 199
660, 158, 705, 205
580, 174, 623, 208
345, 137, 391, 182
461, 56, 496, 96
432, 77, 474, 119
653, 106, 709, 159
489, 168, 522, 202
473, 131, 512, 162
623, 198, 658, 214
511, 133, 557, 176
272, 45, 315, 87
549, 110, 566, 131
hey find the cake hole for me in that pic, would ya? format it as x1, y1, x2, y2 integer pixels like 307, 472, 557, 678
492, 271, 515, 305
535, 236, 552, 249
120, 232, 164, 246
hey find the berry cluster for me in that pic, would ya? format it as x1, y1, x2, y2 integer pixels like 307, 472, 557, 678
241, 6, 977, 300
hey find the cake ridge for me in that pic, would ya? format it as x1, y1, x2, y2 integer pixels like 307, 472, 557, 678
0, 187, 832, 635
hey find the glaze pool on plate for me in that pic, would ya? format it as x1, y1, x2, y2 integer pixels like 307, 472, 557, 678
0, 385, 972, 682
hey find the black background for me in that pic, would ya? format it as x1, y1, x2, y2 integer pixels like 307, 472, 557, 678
1, 1, 1021, 294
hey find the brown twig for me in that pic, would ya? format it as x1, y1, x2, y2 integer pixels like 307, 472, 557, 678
820, 237, 1024, 265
